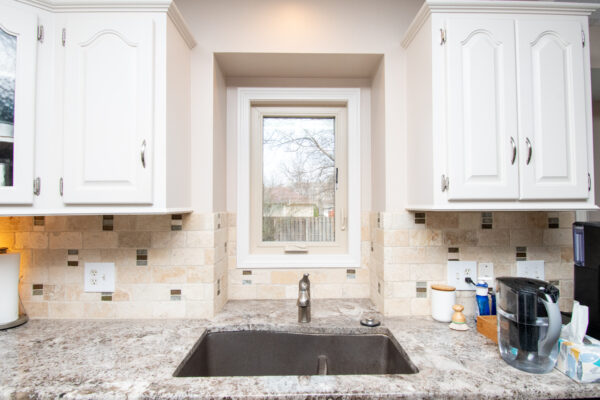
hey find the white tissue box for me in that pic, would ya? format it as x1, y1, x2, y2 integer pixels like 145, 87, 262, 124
556, 336, 600, 383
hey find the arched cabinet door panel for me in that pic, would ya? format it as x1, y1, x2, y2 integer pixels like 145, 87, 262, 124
0, 5, 37, 204
517, 20, 589, 200
445, 18, 519, 200
62, 14, 154, 204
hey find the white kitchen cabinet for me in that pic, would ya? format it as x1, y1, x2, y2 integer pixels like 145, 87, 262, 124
0, 0, 195, 215
62, 14, 154, 204
404, 1, 598, 210
0, 4, 37, 204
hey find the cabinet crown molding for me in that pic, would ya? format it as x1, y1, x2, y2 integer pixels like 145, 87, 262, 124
14, 0, 196, 48
402, 0, 600, 48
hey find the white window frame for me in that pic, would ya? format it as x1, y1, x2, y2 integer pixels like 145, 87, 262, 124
237, 88, 361, 269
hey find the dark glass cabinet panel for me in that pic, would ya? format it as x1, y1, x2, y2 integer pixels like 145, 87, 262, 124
0, 27, 16, 187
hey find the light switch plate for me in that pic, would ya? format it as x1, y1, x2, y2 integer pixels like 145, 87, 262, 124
447, 261, 477, 291
84, 262, 115, 292
516, 260, 545, 280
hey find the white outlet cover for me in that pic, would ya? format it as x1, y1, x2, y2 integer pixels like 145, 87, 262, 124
447, 261, 478, 291
84, 262, 115, 293
516, 260, 545, 280
478, 262, 494, 288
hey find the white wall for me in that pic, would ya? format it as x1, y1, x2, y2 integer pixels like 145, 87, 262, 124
175, 0, 425, 212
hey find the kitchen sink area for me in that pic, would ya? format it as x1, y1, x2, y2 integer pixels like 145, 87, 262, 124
174, 329, 418, 377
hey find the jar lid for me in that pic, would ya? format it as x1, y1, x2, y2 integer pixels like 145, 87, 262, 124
431, 284, 455, 292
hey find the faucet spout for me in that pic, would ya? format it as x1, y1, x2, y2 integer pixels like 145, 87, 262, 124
297, 273, 311, 323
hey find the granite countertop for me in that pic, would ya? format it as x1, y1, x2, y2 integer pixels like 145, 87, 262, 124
1, 299, 598, 400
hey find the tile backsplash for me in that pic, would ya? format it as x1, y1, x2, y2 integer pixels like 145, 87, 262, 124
0, 210, 576, 319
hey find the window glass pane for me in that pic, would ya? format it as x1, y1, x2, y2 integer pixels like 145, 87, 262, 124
0, 27, 16, 187
262, 117, 335, 242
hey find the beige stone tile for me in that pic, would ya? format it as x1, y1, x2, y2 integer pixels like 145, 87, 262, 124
151, 266, 187, 283
203, 248, 215, 265
151, 231, 186, 249
495, 212, 546, 229
182, 284, 209, 301
443, 230, 478, 246
42, 284, 65, 301
228, 213, 237, 227
78, 249, 101, 263
84, 302, 117, 318
559, 297, 574, 313
113, 216, 136, 231
48, 302, 84, 318
228, 227, 237, 244
127, 285, 170, 302
22, 301, 48, 318
63, 284, 97, 302
112, 289, 130, 302
385, 246, 446, 264
383, 298, 412, 316
188, 265, 215, 283
171, 248, 206, 266
545, 263, 573, 280
355, 267, 370, 283
311, 269, 346, 284
66, 216, 102, 232
151, 301, 185, 318
0, 232, 15, 248
102, 249, 136, 267
228, 284, 257, 300
559, 280, 574, 298
527, 247, 561, 263
342, 284, 370, 298
383, 264, 411, 281
426, 212, 459, 229
148, 248, 171, 266
0, 217, 31, 232
458, 213, 480, 229
21, 266, 47, 284
543, 229, 572, 246
183, 213, 214, 231
256, 285, 286, 299
270, 270, 306, 285
311, 283, 343, 298
45, 267, 67, 285
509, 229, 543, 247
493, 263, 514, 278
381, 212, 422, 230
459, 247, 515, 263
83, 232, 118, 249
14, 232, 48, 249
116, 266, 152, 284
118, 232, 151, 248
186, 301, 214, 319
384, 281, 415, 298
49, 232, 82, 249
44, 217, 68, 232
135, 215, 171, 232
558, 212, 576, 229
408, 229, 441, 247
477, 229, 509, 246
410, 298, 431, 316
32, 249, 67, 268
114, 302, 154, 318
410, 263, 445, 281
561, 247, 573, 263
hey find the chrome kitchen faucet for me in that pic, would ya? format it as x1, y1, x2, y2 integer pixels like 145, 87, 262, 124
297, 273, 311, 323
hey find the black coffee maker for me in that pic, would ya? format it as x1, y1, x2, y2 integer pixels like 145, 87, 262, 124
573, 221, 600, 339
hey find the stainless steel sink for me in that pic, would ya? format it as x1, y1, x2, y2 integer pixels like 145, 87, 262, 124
173, 329, 418, 377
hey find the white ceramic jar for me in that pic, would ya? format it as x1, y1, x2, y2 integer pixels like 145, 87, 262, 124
0, 251, 20, 324
431, 284, 456, 322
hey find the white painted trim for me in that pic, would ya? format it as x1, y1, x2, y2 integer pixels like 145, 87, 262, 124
237, 88, 361, 269
0, 207, 193, 216
167, 2, 196, 49
406, 203, 599, 211
401, 1, 600, 48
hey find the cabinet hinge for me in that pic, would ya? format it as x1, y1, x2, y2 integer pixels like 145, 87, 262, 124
582, 29, 586, 47
588, 172, 591, 192
37, 25, 44, 43
33, 177, 41, 196
440, 28, 446, 45
441, 174, 449, 192
61, 28, 66, 47
59, 177, 63, 196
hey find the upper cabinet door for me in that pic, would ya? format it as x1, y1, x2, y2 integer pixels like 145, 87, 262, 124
62, 14, 154, 204
445, 18, 520, 200
517, 19, 589, 200
0, 5, 37, 204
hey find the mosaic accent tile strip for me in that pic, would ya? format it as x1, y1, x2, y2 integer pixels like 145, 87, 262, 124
414, 212, 426, 224
33, 216, 45, 231
516, 246, 527, 261
217, 214, 222, 229
346, 269, 356, 279
481, 212, 493, 229
171, 214, 183, 231
548, 217, 559, 229
0, 248, 6, 254
416, 281, 427, 298
136, 249, 148, 266
242, 270, 252, 276
377, 213, 381, 229
102, 215, 114, 231
67, 249, 79, 267
242, 279, 252, 285
217, 279, 221, 296
549, 280, 560, 286
32, 284, 43, 296
170, 289, 182, 301
101, 292, 112, 301
378, 282, 381, 294
448, 247, 460, 261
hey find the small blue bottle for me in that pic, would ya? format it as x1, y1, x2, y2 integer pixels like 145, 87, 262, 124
475, 281, 490, 316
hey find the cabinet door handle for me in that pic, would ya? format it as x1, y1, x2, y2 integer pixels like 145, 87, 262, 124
510, 137, 517, 165
341, 208, 347, 231
140, 140, 146, 168
525, 137, 532, 165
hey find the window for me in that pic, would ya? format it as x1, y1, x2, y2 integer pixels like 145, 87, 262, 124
250, 106, 348, 255
237, 88, 360, 268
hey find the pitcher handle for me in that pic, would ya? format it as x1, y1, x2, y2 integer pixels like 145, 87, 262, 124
539, 292, 562, 357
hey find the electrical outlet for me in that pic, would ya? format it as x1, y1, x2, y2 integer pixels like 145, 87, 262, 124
478, 262, 494, 288
447, 261, 477, 291
516, 260, 545, 280
84, 262, 115, 292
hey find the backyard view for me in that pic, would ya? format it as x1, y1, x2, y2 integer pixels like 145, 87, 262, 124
262, 116, 336, 242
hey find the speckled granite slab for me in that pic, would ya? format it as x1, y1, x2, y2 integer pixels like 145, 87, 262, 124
0, 299, 598, 399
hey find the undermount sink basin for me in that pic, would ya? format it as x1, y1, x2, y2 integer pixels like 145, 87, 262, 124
173, 329, 418, 377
